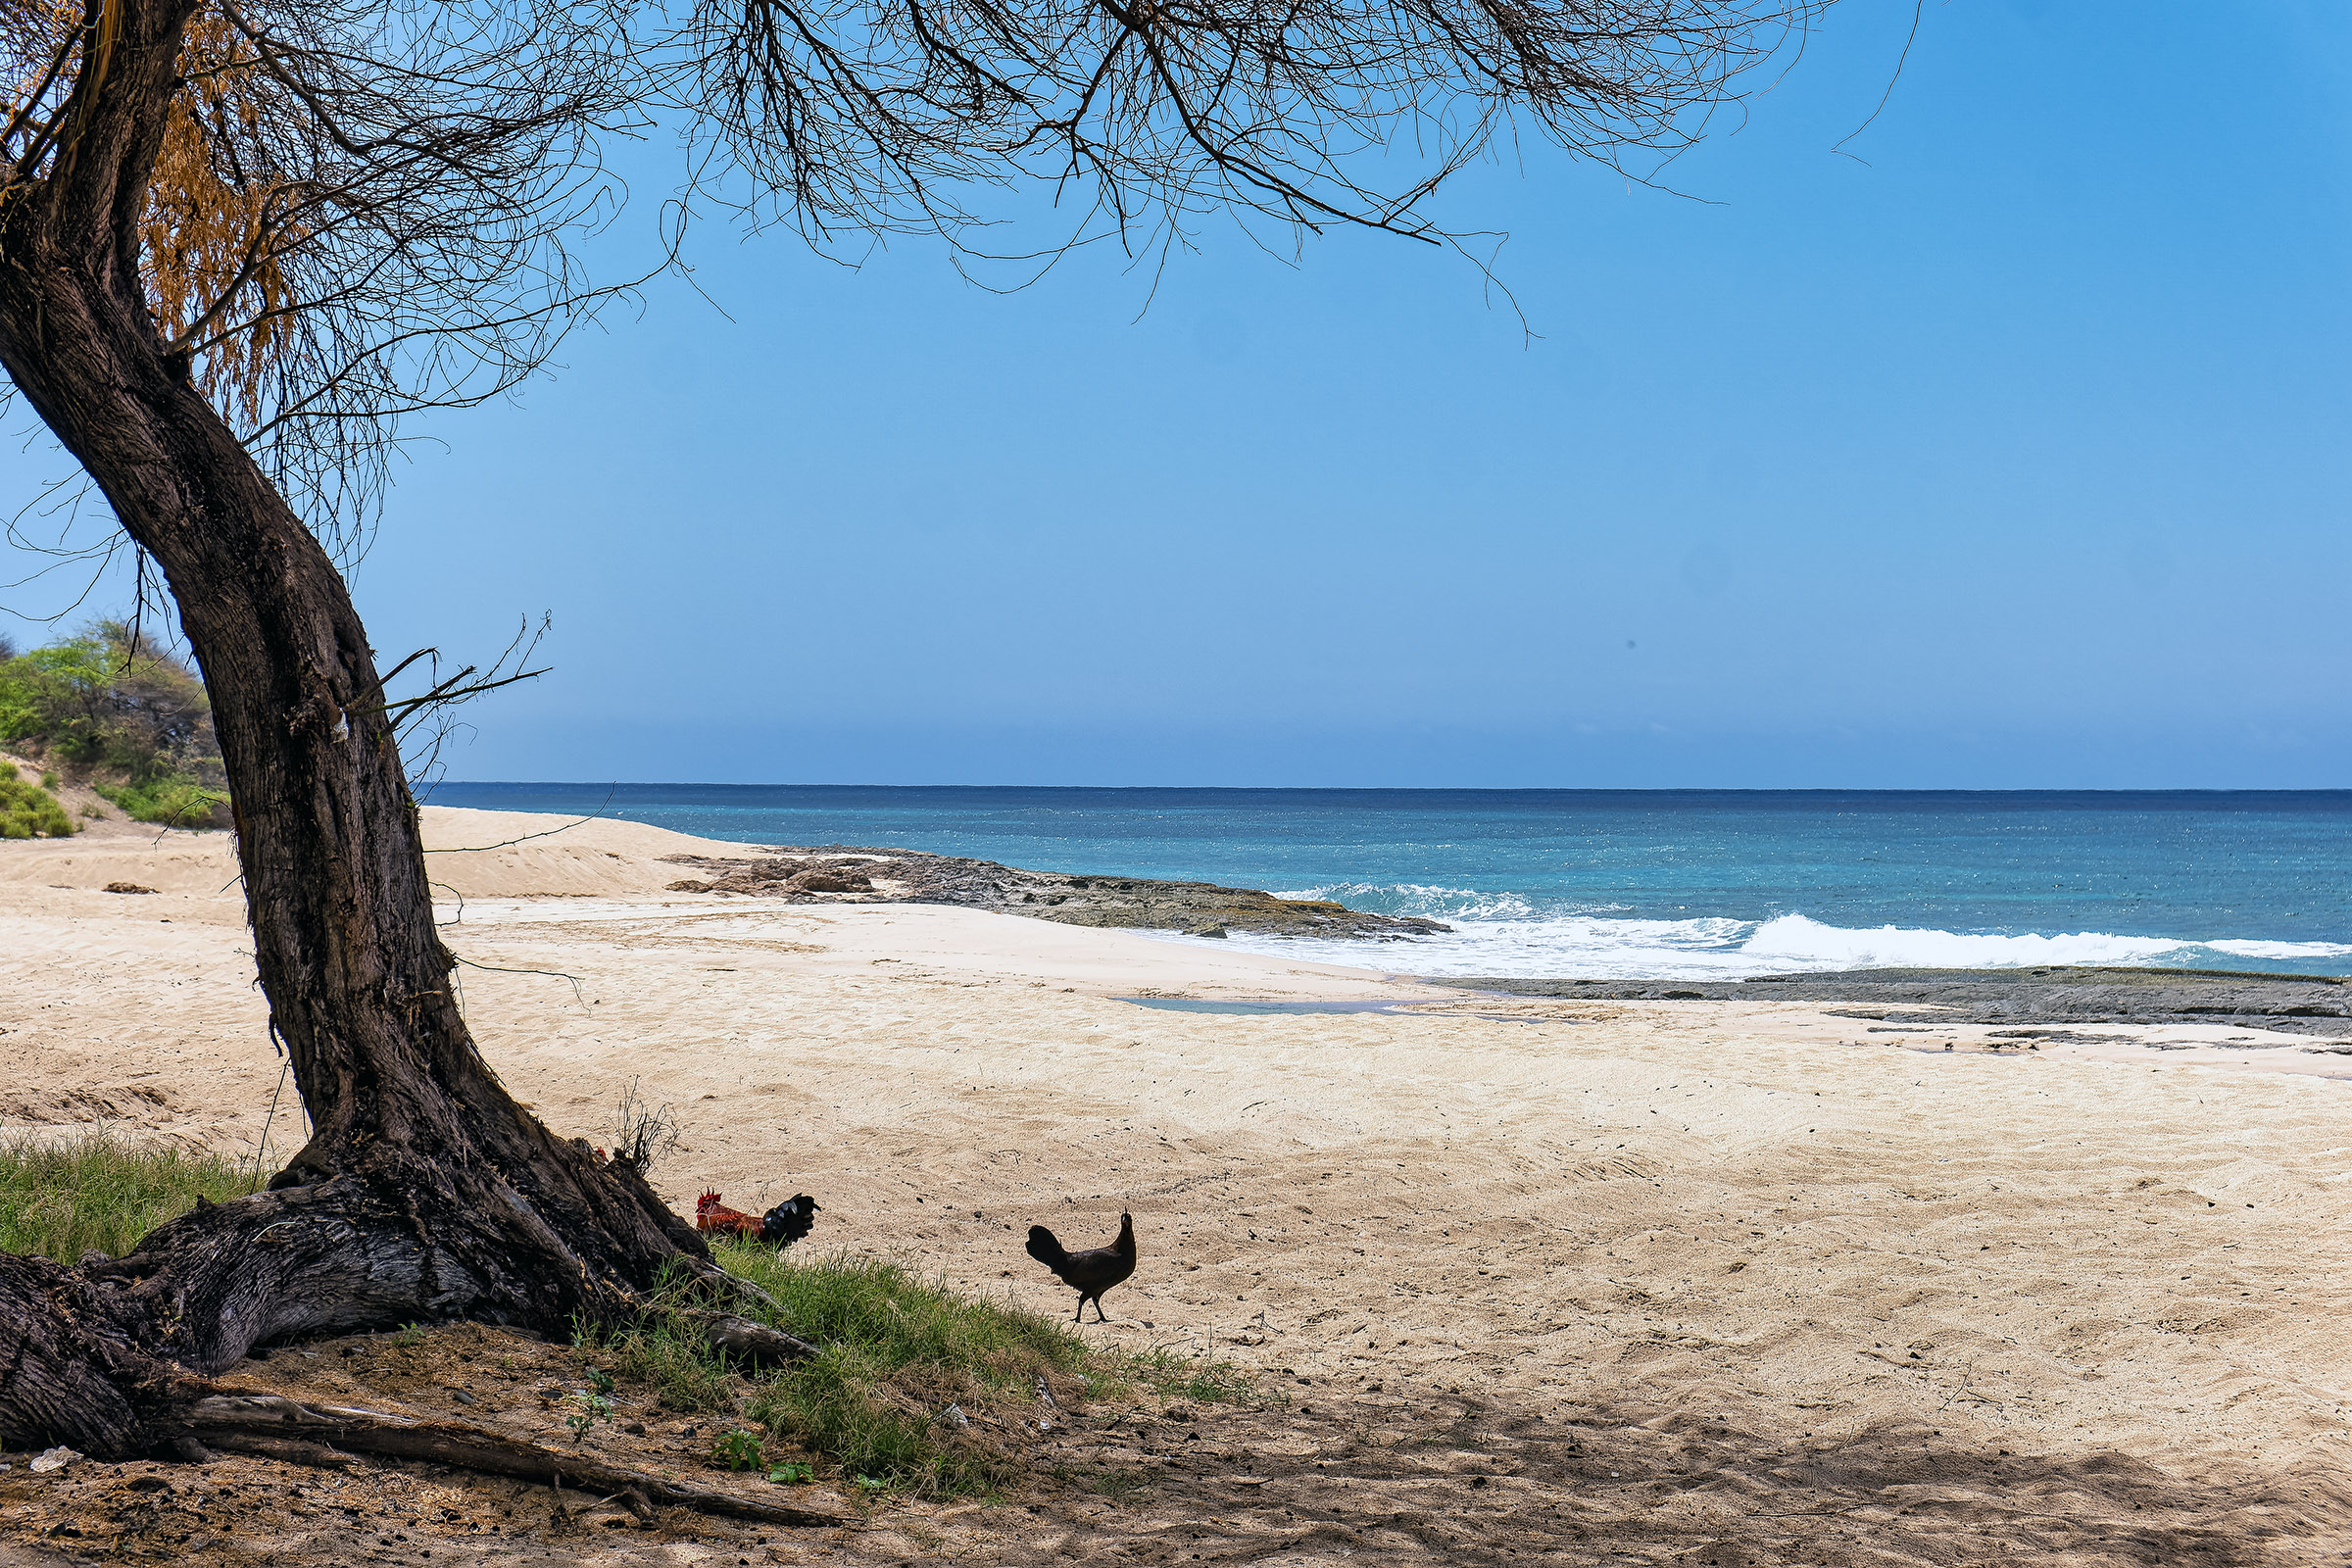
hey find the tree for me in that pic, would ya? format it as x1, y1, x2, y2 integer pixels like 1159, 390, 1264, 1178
0, 0, 1820, 1497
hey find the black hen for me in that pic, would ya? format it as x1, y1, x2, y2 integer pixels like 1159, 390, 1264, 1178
1025, 1211, 1136, 1322
761, 1195, 821, 1248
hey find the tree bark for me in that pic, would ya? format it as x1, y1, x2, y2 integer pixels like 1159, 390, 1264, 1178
0, 0, 778, 1466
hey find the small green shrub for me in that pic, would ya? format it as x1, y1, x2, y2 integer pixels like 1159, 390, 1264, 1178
565, 1393, 615, 1442
0, 1132, 262, 1258
712, 1428, 766, 1470
93, 775, 227, 829
0, 764, 74, 839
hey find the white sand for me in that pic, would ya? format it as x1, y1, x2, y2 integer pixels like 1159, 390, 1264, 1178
4, 806, 2349, 1558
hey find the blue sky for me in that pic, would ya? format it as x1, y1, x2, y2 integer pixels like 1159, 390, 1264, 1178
6, 0, 2350, 787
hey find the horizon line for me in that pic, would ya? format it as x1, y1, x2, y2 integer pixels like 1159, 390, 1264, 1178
419, 780, 2352, 797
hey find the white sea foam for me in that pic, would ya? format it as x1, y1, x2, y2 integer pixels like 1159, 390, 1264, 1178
1739, 914, 2185, 971
2204, 938, 2352, 960
1202, 912, 1770, 980
1194, 907, 2349, 982
1274, 883, 1554, 921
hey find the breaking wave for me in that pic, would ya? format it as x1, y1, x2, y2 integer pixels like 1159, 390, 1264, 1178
1196, 907, 2352, 982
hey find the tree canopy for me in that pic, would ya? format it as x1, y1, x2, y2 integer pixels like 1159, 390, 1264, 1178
4, 0, 1820, 541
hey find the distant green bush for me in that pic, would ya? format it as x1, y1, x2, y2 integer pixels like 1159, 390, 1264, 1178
0, 760, 75, 839
93, 776, 227, 830
0, 620, 228, 828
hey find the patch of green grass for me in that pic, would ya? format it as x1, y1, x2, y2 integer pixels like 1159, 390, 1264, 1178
579, 1314, 741, 1413
718, 1240, 1091, 1496
1120, 1349, 1272, 1406
720, 1241, 1089, 1387
0, 762, 75, 839
1085, 1466, 1152, 1500
581, 1242, 1263, 1498
0, 1131, 262, 1258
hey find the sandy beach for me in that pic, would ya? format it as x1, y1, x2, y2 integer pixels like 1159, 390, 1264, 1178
4, 807, 2350, 1564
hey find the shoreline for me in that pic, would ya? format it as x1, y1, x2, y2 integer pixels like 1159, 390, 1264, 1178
9, 804, 2352, 1004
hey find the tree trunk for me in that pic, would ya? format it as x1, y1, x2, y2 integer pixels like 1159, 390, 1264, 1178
0, 0, 795, 1466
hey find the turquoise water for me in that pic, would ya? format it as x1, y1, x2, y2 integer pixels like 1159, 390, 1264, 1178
424, 785, 2352, 980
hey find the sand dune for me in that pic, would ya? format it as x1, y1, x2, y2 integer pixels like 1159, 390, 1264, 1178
3, 808, 2348, 1563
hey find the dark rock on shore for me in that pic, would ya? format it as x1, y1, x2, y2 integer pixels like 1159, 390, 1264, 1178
656, 847, 1450, 941
1462, 966, 2352, 1038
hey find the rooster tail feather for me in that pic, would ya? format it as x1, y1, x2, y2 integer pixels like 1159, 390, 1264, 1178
760, 1195, 821, 1249
1025, 1225, 1066, 1269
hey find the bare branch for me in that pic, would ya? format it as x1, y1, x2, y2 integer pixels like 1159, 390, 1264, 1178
1, 0, 1828, 653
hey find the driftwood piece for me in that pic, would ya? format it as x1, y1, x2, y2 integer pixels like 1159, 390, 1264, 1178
183, 1394, 847, 1526
200, 1430, 363, 1469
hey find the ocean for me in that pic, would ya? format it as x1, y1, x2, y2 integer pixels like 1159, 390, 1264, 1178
422, 785, 2352, 981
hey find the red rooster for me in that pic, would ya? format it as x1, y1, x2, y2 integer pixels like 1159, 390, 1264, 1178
696, 1189, 822, 1248
696, 1190, 763, 1239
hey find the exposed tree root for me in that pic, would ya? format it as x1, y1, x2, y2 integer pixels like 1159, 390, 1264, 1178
0, 1167, 820, 1481
182, 1392, 848, 1525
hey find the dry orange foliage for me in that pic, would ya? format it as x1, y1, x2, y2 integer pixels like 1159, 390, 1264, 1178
3, 0, 298, 423
142, 12, 303, 424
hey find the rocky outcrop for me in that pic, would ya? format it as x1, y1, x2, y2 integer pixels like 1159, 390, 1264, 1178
1465, 966, 2352, 1038
656, 848, 1450, 941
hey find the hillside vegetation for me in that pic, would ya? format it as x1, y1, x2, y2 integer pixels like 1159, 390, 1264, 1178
0, 621, 229, 829
0, 760, 75, 838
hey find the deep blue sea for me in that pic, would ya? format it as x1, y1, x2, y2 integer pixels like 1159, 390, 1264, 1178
422, 785, 2352, 981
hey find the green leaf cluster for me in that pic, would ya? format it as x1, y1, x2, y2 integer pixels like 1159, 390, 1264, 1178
0, 621, 229, 828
